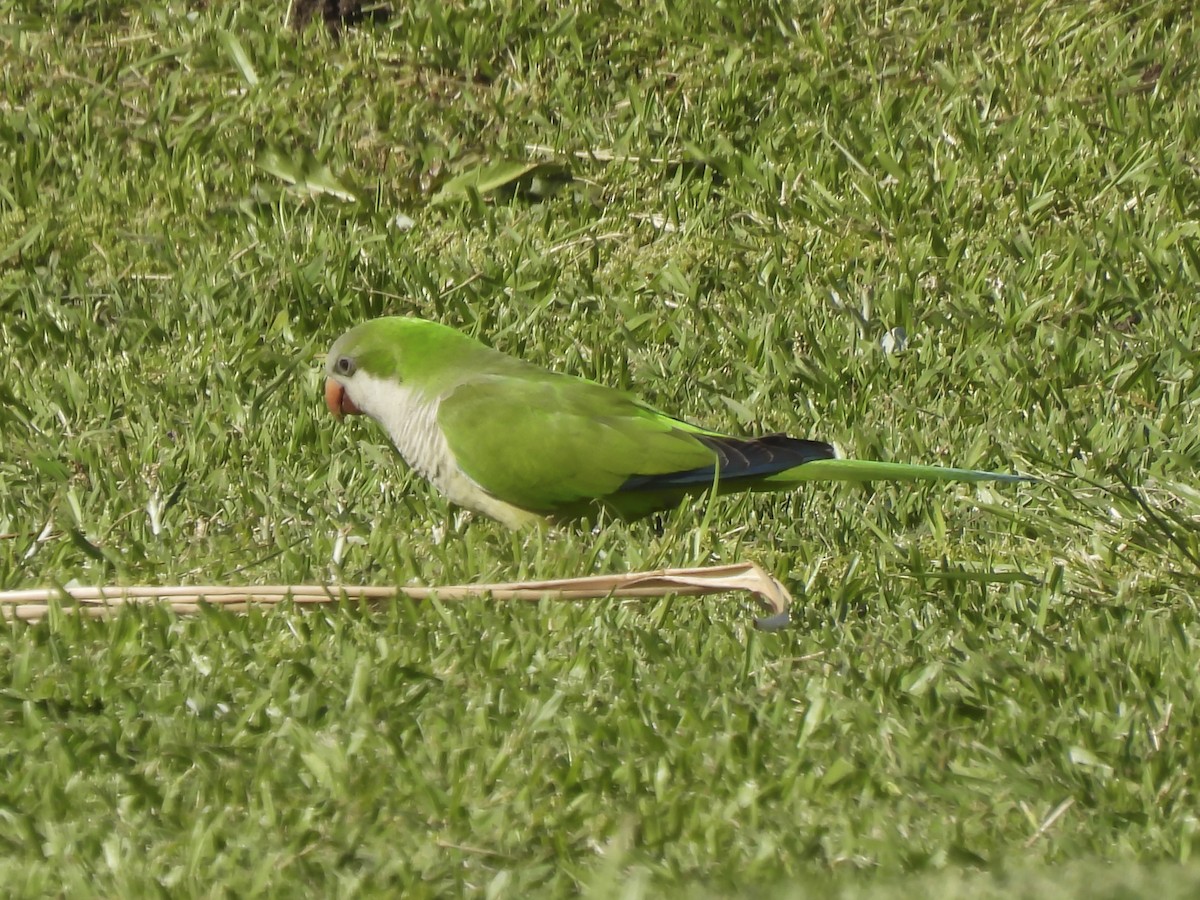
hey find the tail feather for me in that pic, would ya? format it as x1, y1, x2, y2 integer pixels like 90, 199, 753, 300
619, 432, 1031, 496
701, 434, 837, 477
619, 434, 835, 492
761, 458, 1034, 485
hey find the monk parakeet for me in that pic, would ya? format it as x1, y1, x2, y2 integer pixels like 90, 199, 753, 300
324, 317, 1028, 528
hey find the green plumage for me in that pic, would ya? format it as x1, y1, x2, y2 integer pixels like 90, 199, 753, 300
324, 317, 1031, 525
438, 377, 716, 513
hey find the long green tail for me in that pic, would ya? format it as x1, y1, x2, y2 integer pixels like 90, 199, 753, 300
599, 457, 1031, 520
762, 458, 1033, 485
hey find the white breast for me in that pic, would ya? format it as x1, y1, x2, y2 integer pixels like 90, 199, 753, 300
347, 372, 539, 528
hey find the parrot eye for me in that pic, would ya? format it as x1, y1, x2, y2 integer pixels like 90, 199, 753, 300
334, 356, 356, 376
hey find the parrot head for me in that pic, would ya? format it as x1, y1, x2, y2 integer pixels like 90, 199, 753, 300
324, 316, 504, 421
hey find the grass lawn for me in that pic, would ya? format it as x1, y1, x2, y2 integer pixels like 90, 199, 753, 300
3, 0, 1200, 895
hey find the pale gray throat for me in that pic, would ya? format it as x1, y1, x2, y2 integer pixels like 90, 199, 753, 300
356, 376, 456, 489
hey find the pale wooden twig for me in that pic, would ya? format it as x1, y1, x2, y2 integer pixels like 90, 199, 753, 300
0, 563, 792, 627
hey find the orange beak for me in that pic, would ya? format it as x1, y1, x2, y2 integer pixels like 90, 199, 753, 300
325, 380, 361, 420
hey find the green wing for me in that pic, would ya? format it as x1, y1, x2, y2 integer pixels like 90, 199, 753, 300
437, 373, 718, 514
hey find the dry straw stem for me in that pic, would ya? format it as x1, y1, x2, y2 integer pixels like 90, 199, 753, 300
0, 562, 793, 627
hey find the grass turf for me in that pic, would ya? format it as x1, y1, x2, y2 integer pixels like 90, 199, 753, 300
2, 0, 1200, 895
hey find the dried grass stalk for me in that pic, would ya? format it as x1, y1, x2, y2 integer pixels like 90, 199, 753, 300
0, 562, 793, 628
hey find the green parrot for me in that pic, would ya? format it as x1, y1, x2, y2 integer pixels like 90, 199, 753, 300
324, 317, 1029, 528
